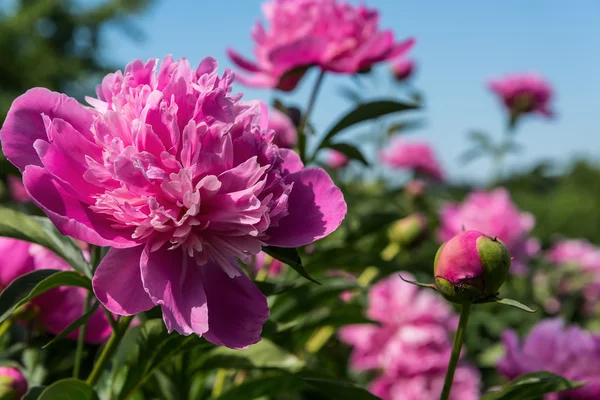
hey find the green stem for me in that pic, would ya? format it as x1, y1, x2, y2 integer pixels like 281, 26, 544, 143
73, 291, 93, 378
86, 315, 134, 387
298, 70, 326, 163
440, 303, 471, 400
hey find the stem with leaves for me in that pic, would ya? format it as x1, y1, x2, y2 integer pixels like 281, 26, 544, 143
440, 303, 471, 400
298, 70, 326, 163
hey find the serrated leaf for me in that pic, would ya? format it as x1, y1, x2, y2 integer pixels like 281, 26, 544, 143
326, 143, 368, 165
318, 100, 419, 149
0, 208, 90, 276
0, 270, 91, 323
37, 379, 97, 400
303, 378, 380, 400
481, 371, 584, 400
262, 246, 319, 284
494, 297, 538, 313
42, 302, 100, 348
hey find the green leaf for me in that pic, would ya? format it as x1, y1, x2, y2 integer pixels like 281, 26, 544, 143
386, 119, 424, 135
326, 143, 369, 165
481, 371, 584, 400
42, 302, 100, 348
262, 246, 319, 284
253, 281, 296, 296
303, 378, 380, 400
494, 297, 538, 313
37, 379, 97, 400
22, 387, 46, 400
215, 373, 306, 400
318, 100, 419, 149
198, 339, 304, 372
0, 208, 90, 276
0, 270, 91, 323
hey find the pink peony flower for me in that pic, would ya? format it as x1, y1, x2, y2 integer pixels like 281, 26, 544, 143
391, 58, 415, 82
489, 73, 554, 118
438, 188, 538, 275
6, 175, 30, 203
0, 366, 27, 400
0, 56, 346, 348
339, 273, 480, 399
250, 252, 284, 277
0, 238, 111, 343
498, 319, 600, 400
326, 150, 349, 169
268, 108, 297, 148
228, 0, 414, 91
379, 139, 444, 181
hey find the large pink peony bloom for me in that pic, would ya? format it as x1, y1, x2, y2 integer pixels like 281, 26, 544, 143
379, 139, 444, 181
498, 319, 600, 400
339, 273, 480, 399
438, 188, 538, 275
228, 0, 414, 91
0, 56, 346, 348
489, 73, 554, 118
0, 366, 27, 400
268, 108, 297, 149
0, 238, 111, 343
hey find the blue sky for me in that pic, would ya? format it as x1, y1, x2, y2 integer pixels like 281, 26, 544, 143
95, 1, 598, 181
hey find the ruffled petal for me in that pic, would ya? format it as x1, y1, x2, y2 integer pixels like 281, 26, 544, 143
264, 168, 346, 247
93, 246, 154, 315
279, 149, 303, 174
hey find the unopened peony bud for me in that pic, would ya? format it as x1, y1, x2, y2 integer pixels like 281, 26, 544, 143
391, 59, 415, 82
0, 367, 27, 400
388, 213, 428, 247
434, 230, 511, 304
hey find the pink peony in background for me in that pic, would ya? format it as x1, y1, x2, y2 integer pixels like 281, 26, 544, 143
0, 366, 27, 400
0, 56, 346, 348
391, 58, 415, 81
438, 188, 539, 275
379, 139, 445, 181
498, 319, 600, 400
249, 252, 284, 277
326, 149, 349, 169
227, 0, 414, 91
339, 273, 480, 399
0, 238, 111, 343
489, 73, 554, 119
6, 176, 30, 203
268, 108, 297, 149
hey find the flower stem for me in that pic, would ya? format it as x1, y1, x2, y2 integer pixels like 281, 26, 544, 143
86, 315, 134, 387
298, 70, 326, 163
73, 291, 93, 378
440, 303, 471, 400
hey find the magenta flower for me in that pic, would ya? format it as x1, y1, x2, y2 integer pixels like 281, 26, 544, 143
326, 150, 349, 169
0, 56, 346, 348
489, 73, 554, 118
439, 188, 539, 275
249, 252, 284, 277
268, 108, 297, 149
228, 0, 414, 91
498, 319, 600, 400
6, 176, 30, 203
0, 366, 27, 400
339, 273, 480, 399
379, 139, 444, 181
391, 58, 415, 82
0, 238, 111, 343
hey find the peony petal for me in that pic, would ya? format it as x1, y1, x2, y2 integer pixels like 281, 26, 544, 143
268, 38, 324, 75
200, 260, 269, 349
140, 245, 209, 336
264, 168, 346, 247
226, 48, 262, 73
22, 165, 138, 248
279, 149, 303, 174
93, 246, 154, 315
0, 88, 96, 171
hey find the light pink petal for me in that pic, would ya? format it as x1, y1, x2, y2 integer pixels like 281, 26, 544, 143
140, 245, 209, 336
226, 48, 262, 73
265, 168, 346, 247
279, 149, 303, 174
22, 165, 138, 248
93, 246, 154, 316
200, 259, 269, 349
0, 238, 34, 287
0, 88, 96, 171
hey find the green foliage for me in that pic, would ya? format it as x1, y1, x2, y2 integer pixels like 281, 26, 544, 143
481, 372, 584, 400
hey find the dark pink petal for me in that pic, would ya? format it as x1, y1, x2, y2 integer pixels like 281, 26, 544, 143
200, 260, 269, 349
0, 88, 96, 171
268, 38, 323, 75
265, 168, 346, 247
93, 246, 154, 316
140, 245, 209, 336
22, 165, 138, 248
386, 37, 416, 60
226, 48, 262, 73
279, 149, 303, 174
